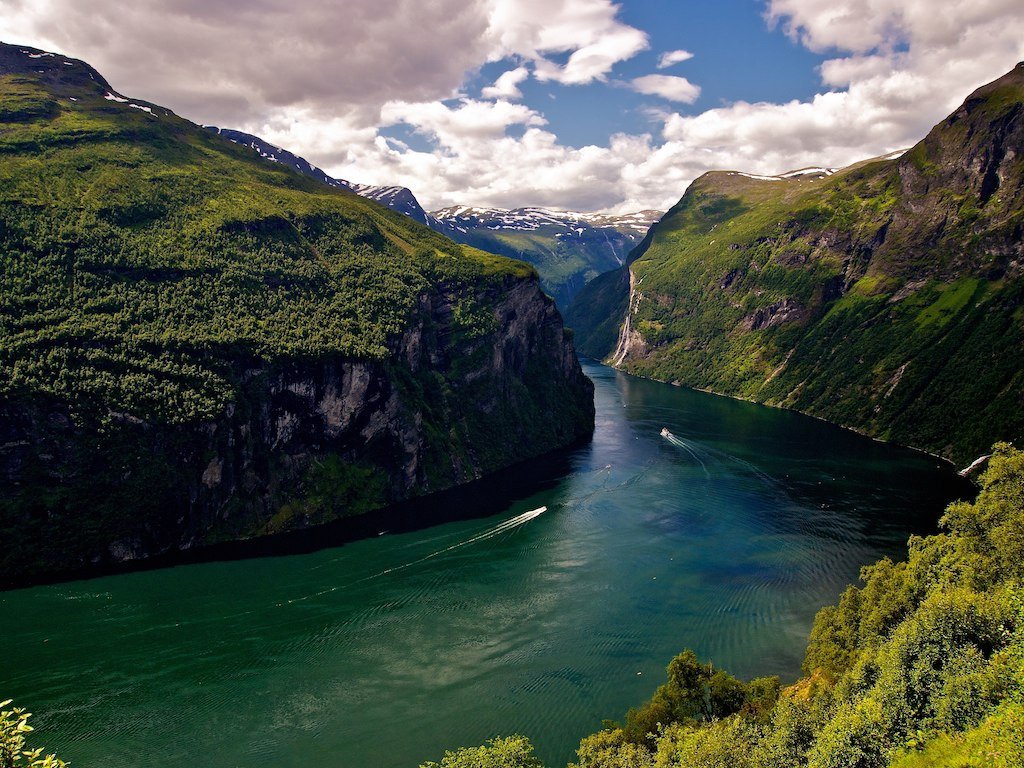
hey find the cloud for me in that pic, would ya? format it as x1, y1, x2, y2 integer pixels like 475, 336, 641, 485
2, 0, 1023, 214
489, 0, 649, 84
630, 74, 701, 103
767, 0, 1024, 54
657, 49, 694, 69
0, 0, 648, 125
482, 66, 530, 99
380, 98, 547, 149
0, 0, 495, 127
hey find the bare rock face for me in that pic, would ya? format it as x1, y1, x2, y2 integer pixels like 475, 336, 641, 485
0, 275, 593, 586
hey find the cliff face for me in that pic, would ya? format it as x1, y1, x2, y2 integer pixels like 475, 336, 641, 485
0, 44, 593, 587
567, 63, 1024, 464
2, 275, 591, 584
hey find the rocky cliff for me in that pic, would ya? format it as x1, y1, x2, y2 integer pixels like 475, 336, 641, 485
0, 43, 593, 587
568, 63, 1024, 465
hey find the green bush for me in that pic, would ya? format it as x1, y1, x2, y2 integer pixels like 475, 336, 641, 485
0, 700, 68, 768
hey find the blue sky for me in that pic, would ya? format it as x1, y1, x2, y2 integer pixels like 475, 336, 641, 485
3, 0, 1023, 212
468, 0, 829, 148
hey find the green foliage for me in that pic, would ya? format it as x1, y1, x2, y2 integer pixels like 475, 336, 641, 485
0, 700, 67, 768
620, 650, 753, 746
0, 72, 526, 428
267, 456, 387, 532
567, 67, 1024, 464
0, 55, 594, 585
420, 736, 544, 768
570, 729, 654, 768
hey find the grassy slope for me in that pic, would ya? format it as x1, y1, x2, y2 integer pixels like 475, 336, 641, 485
0, 48, 534, 426
570, 64, 1024, 465
0, 45, 594, 583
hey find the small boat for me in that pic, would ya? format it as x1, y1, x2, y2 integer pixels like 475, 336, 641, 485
660, 427, 671, 438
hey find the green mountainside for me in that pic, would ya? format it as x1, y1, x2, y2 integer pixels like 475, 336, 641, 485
0, 43, 594, 586
424, 443, 1024, 768
196, 128, 660, 310
567, 63, 1024, 466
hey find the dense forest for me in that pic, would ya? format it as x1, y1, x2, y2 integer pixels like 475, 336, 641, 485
0, 44, 593, 585
421, 443, 1024, 768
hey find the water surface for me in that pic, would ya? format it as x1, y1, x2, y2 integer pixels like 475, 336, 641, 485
0, 363, 970, 767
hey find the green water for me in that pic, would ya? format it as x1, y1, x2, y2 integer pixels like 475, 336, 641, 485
0, 363, 970, 767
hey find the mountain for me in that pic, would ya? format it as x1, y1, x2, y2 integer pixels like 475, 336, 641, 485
567, 62, 1024, 465
0, 43, 594, 587
203, 127, 660, 307
427, 206, 661, 307
205, 127, 430, 225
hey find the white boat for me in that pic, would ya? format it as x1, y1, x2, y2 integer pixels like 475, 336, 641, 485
660, 427, 671, 438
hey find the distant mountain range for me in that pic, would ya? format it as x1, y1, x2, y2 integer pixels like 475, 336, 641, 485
205, 127, 660, 307
427, 205, 661, 307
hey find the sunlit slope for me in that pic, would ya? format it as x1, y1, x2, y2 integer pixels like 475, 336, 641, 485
569, 63, 1024, 464
0, 43, 593, 584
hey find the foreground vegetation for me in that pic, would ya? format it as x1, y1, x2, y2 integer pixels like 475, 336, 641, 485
422, 443, 1024, 767
0, 702, 67, 768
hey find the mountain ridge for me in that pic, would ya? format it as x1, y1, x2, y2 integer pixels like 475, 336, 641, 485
203, 125, 661, 307
567, 62, 1024, 465
0, 41, 594, 586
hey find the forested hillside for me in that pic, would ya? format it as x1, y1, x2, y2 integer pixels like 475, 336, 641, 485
567, 63, 1024, 466
0, 43, 594, 586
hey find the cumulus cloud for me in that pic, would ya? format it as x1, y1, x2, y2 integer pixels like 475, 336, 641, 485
1, 0, 1023, 213
657, 49, 694, 69
0, 0, 646, 125
488, 0, 649, 84
482, 66, 530, 99
381, 98, 547, 149
630, 74, 701, 103
0, 0, 494, 127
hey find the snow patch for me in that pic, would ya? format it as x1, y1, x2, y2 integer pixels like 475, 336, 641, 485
730, 172, 783, 182
778, 167, 836, 178
104, 92, 129, 103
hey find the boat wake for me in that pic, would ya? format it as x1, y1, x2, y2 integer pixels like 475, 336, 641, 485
660, 428, 711, 478
278, 507, 549, 607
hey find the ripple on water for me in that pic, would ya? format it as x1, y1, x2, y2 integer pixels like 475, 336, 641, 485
0, 363, 972, 768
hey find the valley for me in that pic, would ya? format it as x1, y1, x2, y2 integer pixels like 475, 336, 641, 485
1, 9, 1023, 768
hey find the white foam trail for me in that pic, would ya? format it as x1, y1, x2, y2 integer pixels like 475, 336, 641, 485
662, 431, 712, 478
157, 507, 551, 627
285, 507, 549, 605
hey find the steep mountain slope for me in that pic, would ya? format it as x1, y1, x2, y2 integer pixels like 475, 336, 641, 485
568, 63, 1024, 465
206, 127, 431, 224
428, 206, 660, 307
0, 43, 594, 586
205, 127, 660, 308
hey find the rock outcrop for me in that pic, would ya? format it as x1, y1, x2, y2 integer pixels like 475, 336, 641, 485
0, 43, 593, 587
